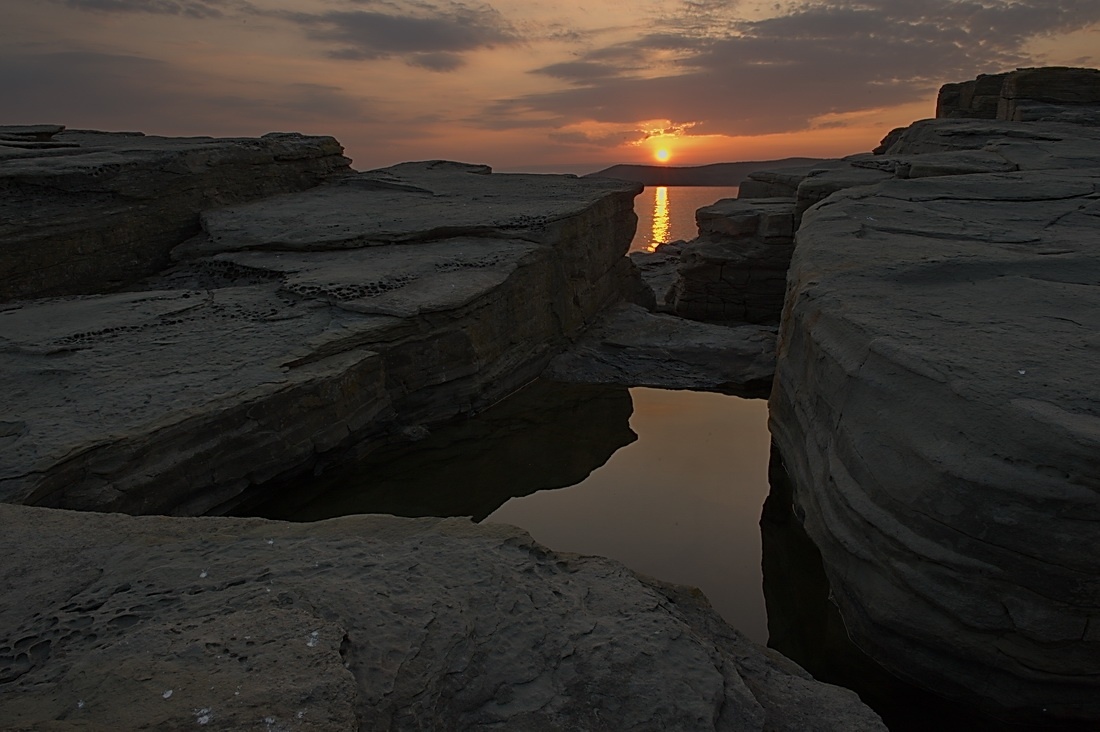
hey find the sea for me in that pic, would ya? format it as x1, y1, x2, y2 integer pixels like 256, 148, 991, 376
629, 185, 740, 252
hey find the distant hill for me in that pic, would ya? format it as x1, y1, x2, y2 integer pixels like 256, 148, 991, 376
586, 158, 827, 186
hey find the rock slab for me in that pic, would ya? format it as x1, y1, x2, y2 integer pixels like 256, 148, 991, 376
0, 159, 642, 516
0, 504, 886, 731
0, 129, 352, 300
545, 303, 775, 395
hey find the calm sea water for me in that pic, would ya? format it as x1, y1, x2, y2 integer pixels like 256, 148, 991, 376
630, 185, 739, 252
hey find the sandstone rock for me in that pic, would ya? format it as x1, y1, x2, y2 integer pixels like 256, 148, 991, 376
736, 157, 893, 222
544, 303, 775, 396
0, 504, 885, 731
669, 198, 797, 325
936, 67, 1100, 125
0, 161, 643, 516
769, 166, 1100, 723
999, 67, 1100, 121
0, 129, 352, 301
935, 72, 1010, 119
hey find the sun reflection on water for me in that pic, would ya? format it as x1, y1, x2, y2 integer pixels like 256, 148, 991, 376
650, 186, 670, 251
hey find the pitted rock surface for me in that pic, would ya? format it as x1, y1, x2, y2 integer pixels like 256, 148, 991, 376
0, 505, 886, 732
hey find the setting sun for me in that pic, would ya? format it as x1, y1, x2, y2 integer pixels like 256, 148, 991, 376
654, 148, 671, 162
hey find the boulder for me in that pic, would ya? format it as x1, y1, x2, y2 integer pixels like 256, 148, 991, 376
0, 504, 887, 731
0, 160, 643, 516
769, 161, 1100, 723
0, 129, 352, 301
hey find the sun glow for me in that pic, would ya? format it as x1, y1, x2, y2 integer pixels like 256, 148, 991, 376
654, 148, 671, 162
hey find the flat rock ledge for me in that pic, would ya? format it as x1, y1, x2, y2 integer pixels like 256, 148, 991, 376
0, 505, 885, 732
545, 303, 775, 396
0, 158, 644, 517
0, 127, 352, 301
768, 112, 1100, 723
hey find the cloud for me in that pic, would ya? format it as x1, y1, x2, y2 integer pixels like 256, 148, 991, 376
285, 2, 518, 70
48, 0, 238, 19
0, 51, 372, 133
491, 0, 1100, 139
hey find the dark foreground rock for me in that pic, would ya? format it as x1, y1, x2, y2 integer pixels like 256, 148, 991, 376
0, 159, 642, 516
0, 127, 351, 301
768, 116, 1100, 723
0, 504, 886, 732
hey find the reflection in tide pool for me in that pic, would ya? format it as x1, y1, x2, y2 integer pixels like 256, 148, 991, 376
237, 381, 772, 643
487, 387, 771, 643
631, 185, 740, 252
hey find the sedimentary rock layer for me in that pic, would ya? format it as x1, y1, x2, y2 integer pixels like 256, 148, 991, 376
0, 161, 642, 516
544, 303, 776, 395
769, 119, 1100, 723
670, 198, 798, 324
0, 505, 885, 731
0, 128, 352, 300
937, 67, 1100, 125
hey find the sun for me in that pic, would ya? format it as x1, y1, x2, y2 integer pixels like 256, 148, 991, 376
654, 148, 671, 162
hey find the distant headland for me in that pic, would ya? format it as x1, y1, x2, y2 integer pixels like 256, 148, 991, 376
587, 158, 827, 186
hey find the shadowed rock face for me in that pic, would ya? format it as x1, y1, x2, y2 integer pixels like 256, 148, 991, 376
768, 118, 1100, 723
0, 505, 887, 731
0, 127, 352, 301
234, 380, 638, 522
937, 67, 1100, 126
0, 159, 643, 516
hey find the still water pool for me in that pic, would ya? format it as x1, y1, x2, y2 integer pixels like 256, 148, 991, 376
242, 381, 773, 643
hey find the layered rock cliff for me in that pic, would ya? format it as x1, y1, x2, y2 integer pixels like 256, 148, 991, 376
0, 126, 352, 301
768, 72, 1100, 724
1, 159, 642, 516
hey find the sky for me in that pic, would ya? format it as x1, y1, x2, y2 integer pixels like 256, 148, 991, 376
4, 0, 1100, 172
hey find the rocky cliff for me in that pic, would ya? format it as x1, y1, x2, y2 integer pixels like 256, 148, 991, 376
767, 71, 1100, 724
937, 66, 1100, 125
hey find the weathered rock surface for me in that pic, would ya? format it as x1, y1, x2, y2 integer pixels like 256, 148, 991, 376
937, 67, 1100, 125
545, 303, 775, 395
669, 198, 797, 324
0, 504, 886, 731
769, 119, 1100, 723
683, 116, 1100, 332
0, 128, 352, 301
0, 159, 642, 516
